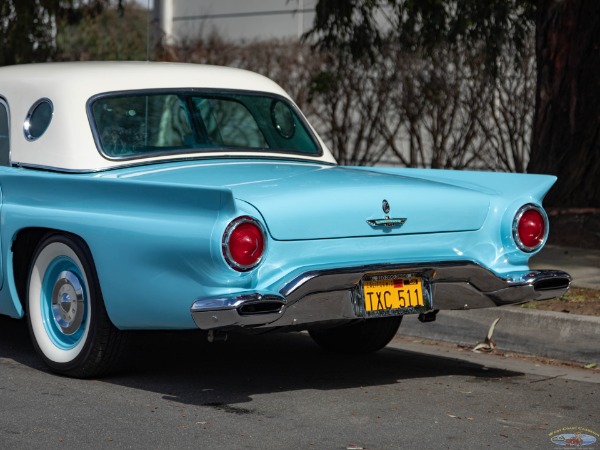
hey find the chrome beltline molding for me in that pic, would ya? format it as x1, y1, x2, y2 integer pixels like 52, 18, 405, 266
190, 261, 571, 330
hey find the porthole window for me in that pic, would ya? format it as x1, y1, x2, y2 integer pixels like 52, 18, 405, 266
24, 98, 53, 141
270, 100, 296, 139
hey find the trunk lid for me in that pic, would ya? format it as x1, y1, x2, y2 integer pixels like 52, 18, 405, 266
110, 160, 490, 240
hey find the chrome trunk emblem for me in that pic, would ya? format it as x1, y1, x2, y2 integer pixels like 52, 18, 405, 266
367, 217, 407, 227
367, 199, 407, 228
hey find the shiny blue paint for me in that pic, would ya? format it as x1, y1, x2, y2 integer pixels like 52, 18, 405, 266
0, 159, 556, 329
114, 162, 491, 240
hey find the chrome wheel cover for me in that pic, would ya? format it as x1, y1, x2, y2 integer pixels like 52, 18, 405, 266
51, 270, 85, 335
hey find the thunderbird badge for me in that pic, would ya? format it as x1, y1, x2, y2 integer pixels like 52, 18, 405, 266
367, 199, 407, 228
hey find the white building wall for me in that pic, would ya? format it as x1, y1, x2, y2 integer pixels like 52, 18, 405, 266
154, 0, 316, 43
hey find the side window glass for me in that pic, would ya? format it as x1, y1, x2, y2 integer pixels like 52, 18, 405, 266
0, 99, 9, 166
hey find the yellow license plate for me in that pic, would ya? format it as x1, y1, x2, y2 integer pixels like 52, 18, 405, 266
363, 275, 424, 312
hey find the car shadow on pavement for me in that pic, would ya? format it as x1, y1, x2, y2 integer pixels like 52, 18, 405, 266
0, 315, 47, 372
0, 315, 522, 409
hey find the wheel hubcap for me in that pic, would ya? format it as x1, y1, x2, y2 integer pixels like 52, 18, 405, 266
51, 271, 84, 335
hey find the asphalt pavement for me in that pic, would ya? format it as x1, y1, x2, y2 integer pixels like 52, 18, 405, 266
397, 245, 600, 365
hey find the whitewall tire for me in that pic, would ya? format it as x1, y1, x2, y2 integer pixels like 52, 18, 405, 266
26, 233, 124, 377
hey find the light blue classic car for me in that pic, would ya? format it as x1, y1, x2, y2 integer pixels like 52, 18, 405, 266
0, 62, 570, 377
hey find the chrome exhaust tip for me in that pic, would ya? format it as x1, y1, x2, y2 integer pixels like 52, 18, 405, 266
238, 301, 285, 315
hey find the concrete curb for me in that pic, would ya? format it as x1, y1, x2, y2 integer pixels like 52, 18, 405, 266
398, 307, 600, 364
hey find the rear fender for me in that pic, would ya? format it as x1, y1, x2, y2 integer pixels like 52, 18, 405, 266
0, 171, 239, 327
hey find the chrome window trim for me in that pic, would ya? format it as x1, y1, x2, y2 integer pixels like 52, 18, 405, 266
23, 98, 54, 141
86, 88, 323, 162
11, 155, 335, 174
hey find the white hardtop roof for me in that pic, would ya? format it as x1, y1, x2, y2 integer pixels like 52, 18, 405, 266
0, 62, 334, 171
0, 61, 291, 99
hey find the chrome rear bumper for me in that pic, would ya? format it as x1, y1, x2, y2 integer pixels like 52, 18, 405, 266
190, 261, 571, 331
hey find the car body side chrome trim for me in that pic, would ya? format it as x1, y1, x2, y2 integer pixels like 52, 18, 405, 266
190, 261, 571, 330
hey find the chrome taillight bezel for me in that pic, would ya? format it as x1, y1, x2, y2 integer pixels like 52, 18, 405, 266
222, 216, 266, 272
512, 204, 549, 253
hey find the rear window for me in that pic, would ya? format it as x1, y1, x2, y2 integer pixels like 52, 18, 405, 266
89, 91, 320, 159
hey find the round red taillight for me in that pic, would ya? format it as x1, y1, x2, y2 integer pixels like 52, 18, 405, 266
223, 216, 266, 271
513, 205, 547, 252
